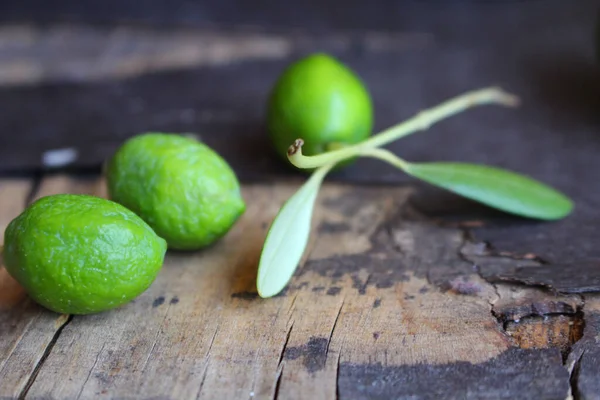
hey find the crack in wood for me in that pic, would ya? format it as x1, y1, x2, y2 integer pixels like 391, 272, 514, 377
272, 364, 284, 400
194, 324, 219, 399
18, 314, 72, 400
286, 293, 298, 316
140, 301, 173, 375
326, 298, 344, 357
335, 352, 341, 400
195, 356, 211, 400
563, 293, 600, 400
467, 239, 550, 265
277, 322, 294, 368
76, 342, 106, 400
568, 349, 585, 400
460, 238, 600, 296
206, 325, 219, 359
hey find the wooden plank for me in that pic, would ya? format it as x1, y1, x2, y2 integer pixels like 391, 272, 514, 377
0, 0, 595, 191
338, 347, 569, 400
462, 242, 600, 294
566, 295, 600, 400
8, 176, 576, 399
0, 24, 292, 87
0, 0, 594, 37
24, 178, 297, 399
0, 178, 54, 398
0, 175, 108, 397
27, 179, 346, 399
0, 179, 31, 309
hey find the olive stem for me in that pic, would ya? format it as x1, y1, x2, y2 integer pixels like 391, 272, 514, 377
357, 147, 410, 170
287, 86, 520, 169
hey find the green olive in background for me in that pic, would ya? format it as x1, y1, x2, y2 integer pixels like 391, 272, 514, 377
266, 53, 374, 167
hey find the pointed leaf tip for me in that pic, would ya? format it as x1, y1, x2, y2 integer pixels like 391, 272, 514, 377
403, 162, 573, 220
256, 165, 332, 298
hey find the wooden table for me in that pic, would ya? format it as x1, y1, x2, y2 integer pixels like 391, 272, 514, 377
1, 174, 596, 400
1, 2, 600, 399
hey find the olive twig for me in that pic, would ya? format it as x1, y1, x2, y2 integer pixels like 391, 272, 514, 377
357, 147, 410, 170
287, 86, 520, 169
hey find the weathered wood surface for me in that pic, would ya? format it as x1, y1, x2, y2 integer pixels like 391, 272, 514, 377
0, 1, 599, 397
0, 175, 598, 399
0, 179, 71, 399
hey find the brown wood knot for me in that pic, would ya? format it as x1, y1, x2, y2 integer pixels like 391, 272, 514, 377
504, 312, 585, 361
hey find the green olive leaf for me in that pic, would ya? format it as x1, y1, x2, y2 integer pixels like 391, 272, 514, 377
358, 148, 573, 220
403, 161, 574, 220
257, 164, 334, 298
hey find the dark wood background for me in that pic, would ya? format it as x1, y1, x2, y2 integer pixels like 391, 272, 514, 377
0, 1, 598, 183
0, 1, 598, 261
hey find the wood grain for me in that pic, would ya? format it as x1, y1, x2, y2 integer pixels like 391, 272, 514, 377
0, 24, 294, 87
0, 174, 584, 398
0, 178, 66, 399
0, 180, 31, 310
